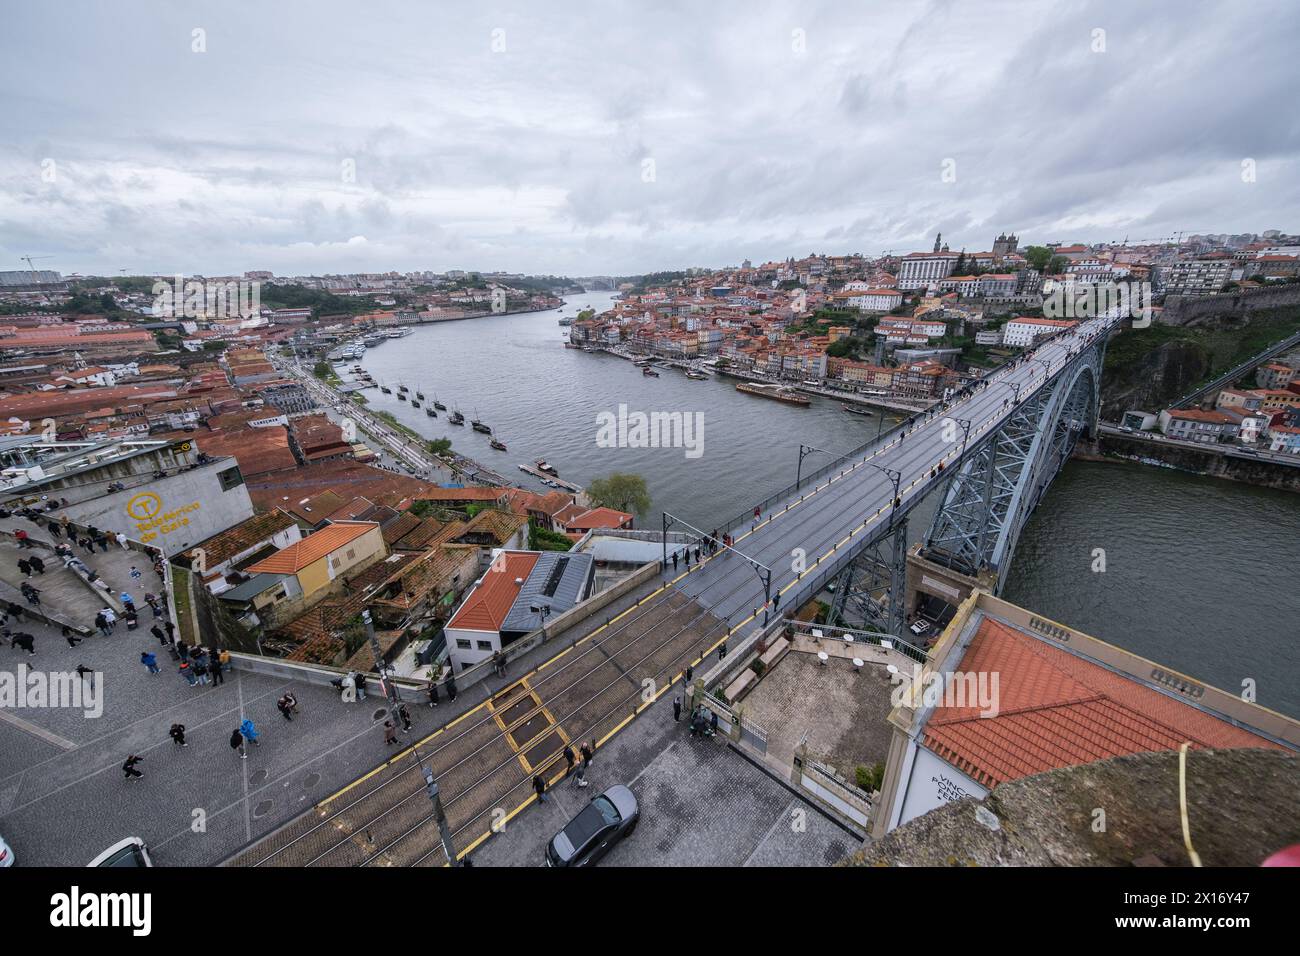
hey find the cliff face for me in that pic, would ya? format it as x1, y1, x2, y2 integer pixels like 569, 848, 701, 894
1100, 338, 1210, 419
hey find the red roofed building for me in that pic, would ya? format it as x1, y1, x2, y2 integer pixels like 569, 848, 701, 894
873, 591, 1298, 838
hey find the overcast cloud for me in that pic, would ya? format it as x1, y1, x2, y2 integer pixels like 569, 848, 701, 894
2, 0, 1297, 277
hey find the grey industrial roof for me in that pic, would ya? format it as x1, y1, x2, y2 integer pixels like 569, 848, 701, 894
500, 550, 595, 635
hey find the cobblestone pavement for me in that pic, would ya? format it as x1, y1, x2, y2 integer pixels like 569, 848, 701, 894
468, 693, 860, 867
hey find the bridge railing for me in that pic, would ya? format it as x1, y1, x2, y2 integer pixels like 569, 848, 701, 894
787, 618, 929, 664
718, 415, 917, 541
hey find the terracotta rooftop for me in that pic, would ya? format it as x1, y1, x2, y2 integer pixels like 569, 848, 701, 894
247, 459, 438, 513
923, 617, 1281, 789
184, 509, 297, 568
196, 425, 297, 478
447, 552, 540, 632
246, 520, 380, 575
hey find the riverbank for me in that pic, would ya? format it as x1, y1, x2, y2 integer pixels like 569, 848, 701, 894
1075, 428, 1300, 492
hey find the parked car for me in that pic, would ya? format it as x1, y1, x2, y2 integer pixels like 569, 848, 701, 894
909, 619, 931, 637
0, 832, 13, 867
545, 785, 639, 867
87, 837, 153, 868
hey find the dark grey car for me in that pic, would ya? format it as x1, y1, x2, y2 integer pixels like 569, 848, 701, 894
545, 784, 639, 867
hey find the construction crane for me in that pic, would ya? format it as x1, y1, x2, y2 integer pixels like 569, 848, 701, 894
20, 254, 54, 282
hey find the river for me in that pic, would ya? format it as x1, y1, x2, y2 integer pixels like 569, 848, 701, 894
357, 291, 1300, 719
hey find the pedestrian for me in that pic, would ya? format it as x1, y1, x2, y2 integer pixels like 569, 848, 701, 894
10, 632, 35, 655
28, 556, 44, 575
125, 608, 139, 631
671, 551, 678, 571
718, 641, 727, 662
230, 728, 247, 759
426, 679, 440, 708
572, 762, 588, 788
17, 558, 31, 577
210, 654, 225, 685
446, 672, 458, 702
532, 773, 547, 803
47, 520, 62, 539
695, 547, 701, 563
179, 661, 197, 686
772, 591, 781, 611
76, 664, 94, 685
116, 531, 129, 550
64, 627, 83, 648
150, 623, 168, 645
122, 754, 144, 781
753, 505, 761, 521
277, 695, 294, 720
169, 723, 187, 747
95, 533, 108, 553
80, 536, 95, 555
101, 607, 117, 633
672, 696, 682, 722
129, 565, 143, 583
141, 651, 160, 674
685, 663, 693, 683
399, 703, 412, 733
176, 640, 189, 662
120, 592, 135, 611
192, 659, 209, 684
354, 672, 367, 701
684, 548, 690, 568
21, 583, 41, 607
164, 620, 175, 641
240, 718, 260, 747
383, 720, 398, 746
14, 528, 30, 549
580, 741, 593, 768
563, 744, 576, 775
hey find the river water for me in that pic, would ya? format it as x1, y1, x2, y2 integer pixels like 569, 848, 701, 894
358, 291, 1300, 718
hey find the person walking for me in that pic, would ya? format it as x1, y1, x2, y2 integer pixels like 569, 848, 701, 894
672, 696, 682, 722
122, 754, 144, 781
277, 695, 294, 721
141, 650, 160, 674
163, 620, 175, 642
532, 773, 547, 803
95, 533, 109, 553
192, 658, 209, 685
398, 703, 412, 733
176, 640, 189, 662
116, 531, 129, 551
101, 607, 117, 634
169, 723, 187, 747
210, 653, 225, 685
772, 591, 781, 612
426, 679, 440, 708
671, 550, 678, 572
64, 627, 83, 648
354, 672, 367, 701
580, 741, 593, 769
150, 623, 168, 646
14, 528, 30, 549
120, 592, 136, 612
563, 744, 576, 776
28, 556, 45, 575
685, 663, 693, 683
572, 763, 589, 789
240, 718, 260, 747
446, 672, 458, 702
718, 641, 727, 662
383, 720, 398, 746
230, 728, 247, 759
20, 583, 41, 607
129, 565, 143, 583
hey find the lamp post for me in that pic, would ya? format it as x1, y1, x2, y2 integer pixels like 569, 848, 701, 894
796, 444, 830, 486
861, 461, 903, 512
362, 609, 459, 866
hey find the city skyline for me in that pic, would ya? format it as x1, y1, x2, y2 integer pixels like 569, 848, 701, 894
3, 0, 1300, 278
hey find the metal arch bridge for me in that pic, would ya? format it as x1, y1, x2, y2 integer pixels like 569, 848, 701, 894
661, 312, 1120, 640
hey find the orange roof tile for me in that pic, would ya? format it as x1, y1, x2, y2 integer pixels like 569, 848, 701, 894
923, 618, 1279, 788
246, 520, 379, 575
447, 552, 539, 632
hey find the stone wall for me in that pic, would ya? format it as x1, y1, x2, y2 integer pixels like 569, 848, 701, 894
1162, 283, 1300, 326
1088, 433, 1300, 492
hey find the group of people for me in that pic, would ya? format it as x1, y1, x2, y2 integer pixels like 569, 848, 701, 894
533, 739, 596, 801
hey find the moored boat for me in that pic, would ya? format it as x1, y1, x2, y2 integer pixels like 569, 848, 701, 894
449, 410, 465, 425
490, 438, 507, 451
735, 382, 810, 406
841, 403, 873, 416
535, 458, 558, 477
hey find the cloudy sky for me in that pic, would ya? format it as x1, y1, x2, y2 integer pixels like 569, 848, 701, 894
2, 0, 1297, 278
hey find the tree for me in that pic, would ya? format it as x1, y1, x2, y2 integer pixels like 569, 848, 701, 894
1024, 245, 1054, 272
428, 437, 452, 456
312, 361, 331, 380
586, 472, 651, 517
576, 308, 595, 321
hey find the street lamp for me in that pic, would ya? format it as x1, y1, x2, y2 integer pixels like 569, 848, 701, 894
796, 443, 830, 486
861, 461, 903, 511
955, 417, 972, 452
361, 609, 459, 865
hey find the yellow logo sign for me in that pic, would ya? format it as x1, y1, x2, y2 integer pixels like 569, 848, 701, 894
126, 492, 162, 521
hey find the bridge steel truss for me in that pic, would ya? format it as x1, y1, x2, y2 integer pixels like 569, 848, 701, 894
922, 338, 1106, 594
822, 336, 1107, 634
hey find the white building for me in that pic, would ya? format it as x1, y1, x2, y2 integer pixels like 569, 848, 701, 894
1001, 317, 1078, 347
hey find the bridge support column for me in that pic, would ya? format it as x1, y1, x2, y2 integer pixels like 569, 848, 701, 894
826, 515, 908, 636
